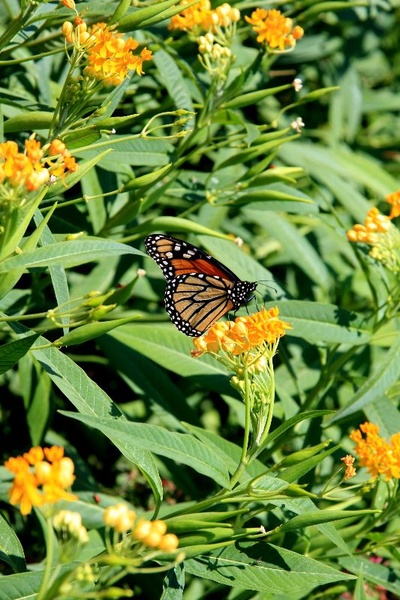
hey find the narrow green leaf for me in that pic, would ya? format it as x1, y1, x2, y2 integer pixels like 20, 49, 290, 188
34, 207, 70, 332
0, 512, 26, 573
185, 542, 355, 593
365, 395, 400, 439
60, 411, 230, 488
5, 327, 163, 506
270, 300, 372, 345
328, 329, 400, 423
153, 50, 194, 119
0, 334, 39, 375
253, 212, 332, 289
0, 239, 143, 272
161, 563, 185, 600
339, 556, 400, 596
109, 323, 227, 377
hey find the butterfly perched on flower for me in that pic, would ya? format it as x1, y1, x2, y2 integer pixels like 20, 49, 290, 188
144, 234, 257, 337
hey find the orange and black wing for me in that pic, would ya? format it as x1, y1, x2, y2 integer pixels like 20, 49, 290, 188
144, 234, 240, 282
164, 273, 236, 337
144, 234, 257, 337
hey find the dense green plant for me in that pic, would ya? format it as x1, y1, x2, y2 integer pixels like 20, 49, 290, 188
0, 0, 399, 599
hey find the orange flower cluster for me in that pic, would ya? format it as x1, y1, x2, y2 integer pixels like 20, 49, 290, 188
169, 1, 240, 33
386, 190, 400, 219
192, 307, 291, 358
104, 503, 179, 551
350, 422, 400, 480
62, 19, 153, 86
245, 8, 304, 51
0, 137, 77, 195
4, 446, 77, 515
347, 206, 400, 273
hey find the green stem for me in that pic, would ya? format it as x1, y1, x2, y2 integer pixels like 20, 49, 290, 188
36, 517, 59, 600
229, 366, 252, 489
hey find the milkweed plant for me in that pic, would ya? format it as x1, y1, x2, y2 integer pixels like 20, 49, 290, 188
0, 0, 399, 599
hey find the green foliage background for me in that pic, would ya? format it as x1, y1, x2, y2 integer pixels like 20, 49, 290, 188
0, 0, 399, 598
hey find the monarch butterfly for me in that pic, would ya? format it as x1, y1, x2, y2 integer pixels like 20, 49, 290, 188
144, 234, 257, 337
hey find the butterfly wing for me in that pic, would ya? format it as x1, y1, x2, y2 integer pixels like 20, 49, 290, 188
165, 273, 236, 337
144, 234, 257, 337
144, 234, 240, 282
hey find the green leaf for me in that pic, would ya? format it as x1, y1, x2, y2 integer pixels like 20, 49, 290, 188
280, 142, 398, 198
59, 411, 230, 488
0, 238, 143, 272
185, 542, 355, 593
0, 334, 39, 375
0, 512, 26, 573
0, 570, 42, 599
269, 300, 371, 345
15, 330, 163, 506
109, 323, 227, 377
76, 137, 173, 169
365, 396, 400, 438
328, 328, 400, 423
251, 212, 332, 289
34, 207, 70, 332
153, 50, 195, 121
339, 556, 400, 597
161, 564, 185, 600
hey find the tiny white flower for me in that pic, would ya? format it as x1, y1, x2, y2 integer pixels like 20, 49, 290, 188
290, 117, 305, 133
293, 78, 303, 92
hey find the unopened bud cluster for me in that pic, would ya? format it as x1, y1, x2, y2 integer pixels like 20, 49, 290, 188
104, 503, 179, 552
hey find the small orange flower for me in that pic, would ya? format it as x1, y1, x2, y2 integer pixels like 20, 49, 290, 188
4, 446, 77, 515
341, 455, 356, 480
386, 190, 400, 219
245, 8, 304, 51
192, 307, 291, 358
350, 423, 400, 480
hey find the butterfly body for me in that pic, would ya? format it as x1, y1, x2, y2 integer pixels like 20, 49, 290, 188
145, 234, 257, 337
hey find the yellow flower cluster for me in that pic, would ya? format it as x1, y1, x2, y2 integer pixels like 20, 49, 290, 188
192, 307, 291, 359
0, 137, 77, 196
347, 207, 391, 244
104, 503, 179, 552
350, 422, 400, 480
169, 1, 240, 33
62, 19, 153, 87
245, 8, 304, 51
347, 206, 400, 274
4, 446, 77, 515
